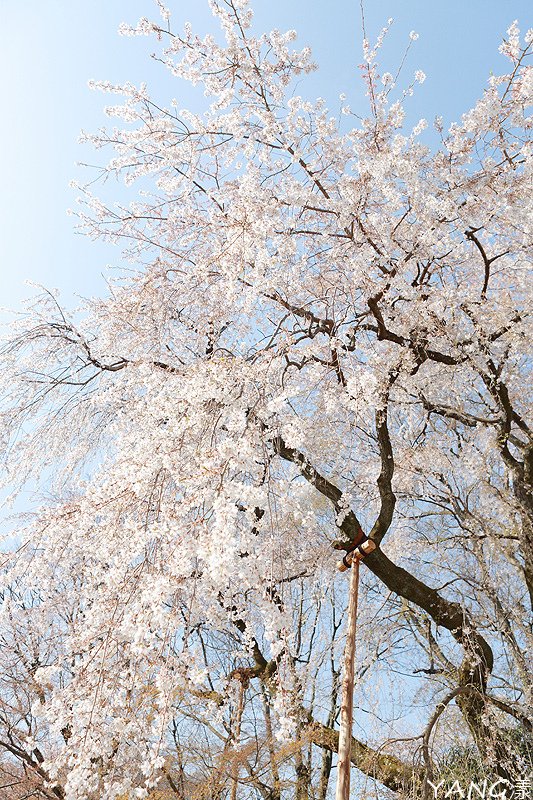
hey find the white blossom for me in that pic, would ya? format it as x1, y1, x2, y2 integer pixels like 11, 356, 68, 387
0, 4, 531, 799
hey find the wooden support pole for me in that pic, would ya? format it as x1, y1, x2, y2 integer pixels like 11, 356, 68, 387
229, 678, 246, 800
335, 556, 360, 800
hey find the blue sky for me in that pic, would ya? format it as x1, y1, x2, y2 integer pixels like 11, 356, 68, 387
0, 0, 531, 315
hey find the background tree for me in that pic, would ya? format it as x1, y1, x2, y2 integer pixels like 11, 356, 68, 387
0, 2, 531, 798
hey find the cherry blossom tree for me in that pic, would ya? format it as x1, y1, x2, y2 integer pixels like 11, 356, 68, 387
0, 2, 532, 798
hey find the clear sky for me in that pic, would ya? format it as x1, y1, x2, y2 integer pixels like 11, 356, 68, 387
0, 0, 531, 315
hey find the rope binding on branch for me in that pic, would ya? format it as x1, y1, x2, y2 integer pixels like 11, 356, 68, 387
332, 528, 377, 571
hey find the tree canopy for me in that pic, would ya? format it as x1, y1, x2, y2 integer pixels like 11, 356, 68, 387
0, 3, 532, 799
